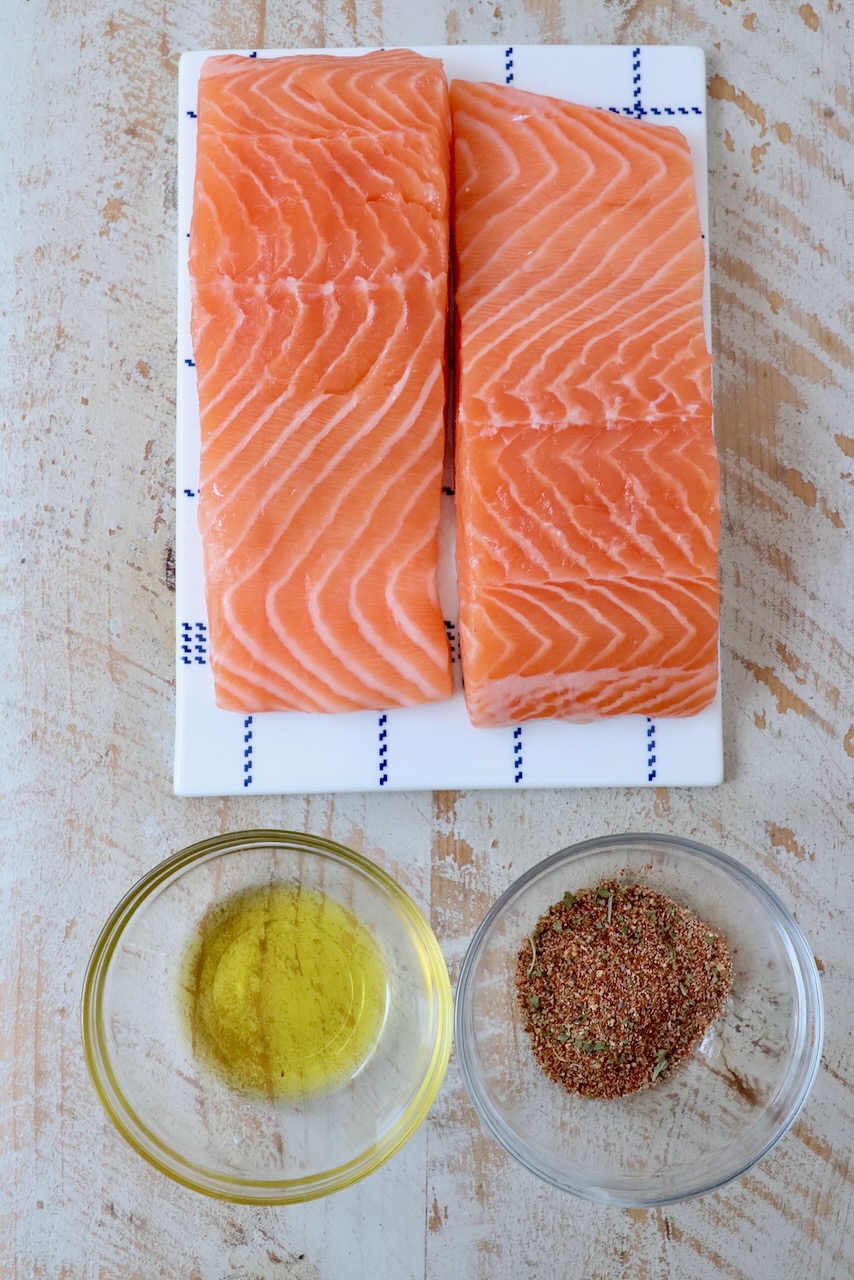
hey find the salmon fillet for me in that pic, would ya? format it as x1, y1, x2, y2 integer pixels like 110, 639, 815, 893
189, 51, 453, 713
451, 80, 718, 727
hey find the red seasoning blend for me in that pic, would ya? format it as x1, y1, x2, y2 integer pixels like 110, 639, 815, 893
515, 880, 733, 1099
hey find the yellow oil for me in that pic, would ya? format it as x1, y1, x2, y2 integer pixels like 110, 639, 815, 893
178, 883, 388, 1099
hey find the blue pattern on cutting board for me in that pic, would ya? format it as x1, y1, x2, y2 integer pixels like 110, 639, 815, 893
504, 48, 514, 84
180, 621, 208, 665
649, 106, 703, 116
604, 47, 703, 118
444, 619, 458, 665
513, 726, 523, 784
378, 714, 389, 786
647, 717, 657, 783
243, 716, 253, 787
632, 46, 643, 116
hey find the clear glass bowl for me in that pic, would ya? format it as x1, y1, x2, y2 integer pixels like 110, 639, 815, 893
82, 830, 452, 1204
455, 833, 823, 1206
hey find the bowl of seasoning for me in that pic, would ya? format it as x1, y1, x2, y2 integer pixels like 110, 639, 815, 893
82, 829, 452, 1203
454, 833, 823, 1206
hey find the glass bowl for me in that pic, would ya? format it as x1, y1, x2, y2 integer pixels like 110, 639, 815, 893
455, 833, 823, 1206
82, 830, 452, 1204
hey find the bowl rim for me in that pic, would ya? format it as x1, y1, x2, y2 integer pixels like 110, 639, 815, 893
81, 828, 453, 1204
454, 831, 825, 1207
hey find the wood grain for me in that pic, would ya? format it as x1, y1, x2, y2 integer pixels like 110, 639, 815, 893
2, 0, 852, 1276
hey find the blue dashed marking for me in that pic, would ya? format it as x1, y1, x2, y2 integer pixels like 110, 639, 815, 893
444, 618, 458, 665
186, 110, 196, 119
608, 103, 703, 116
632, 46, 645, 118
180, 621, 192, 666
505, 47, 514, 85
513, 726, 523, 784
243, 715, 253, 787
649, 106, 703, 116
184, 357, 195, 367
601, 51, 703, 120
378, 713, 389, 786
647, 717, 657, 782
183, 488, 197, 497
180, 621, 207, 665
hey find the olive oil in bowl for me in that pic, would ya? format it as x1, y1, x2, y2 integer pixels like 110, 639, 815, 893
179, 883, 388, 1098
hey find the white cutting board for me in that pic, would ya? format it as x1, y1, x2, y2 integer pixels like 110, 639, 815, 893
174, 43, 721, 796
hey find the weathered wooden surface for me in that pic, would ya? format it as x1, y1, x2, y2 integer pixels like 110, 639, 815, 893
3, 0, 852, 1276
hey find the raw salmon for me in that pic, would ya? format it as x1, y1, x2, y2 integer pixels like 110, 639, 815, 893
451, 80, 718, 727
189, 51, 453, 713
